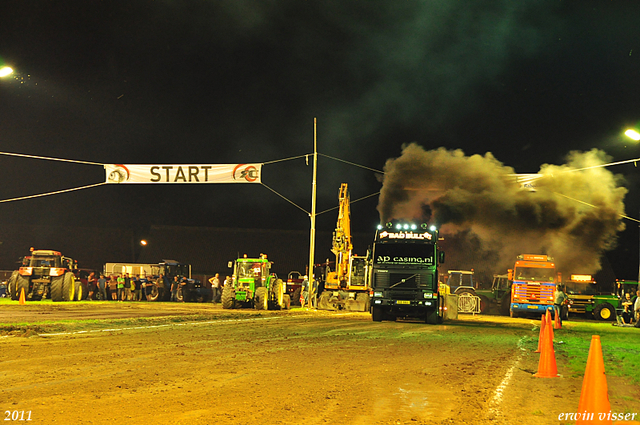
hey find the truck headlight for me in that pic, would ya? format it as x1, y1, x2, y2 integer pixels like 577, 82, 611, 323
374, 292, 383, 297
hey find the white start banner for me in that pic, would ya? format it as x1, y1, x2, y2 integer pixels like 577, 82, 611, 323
104, 164, 262, 184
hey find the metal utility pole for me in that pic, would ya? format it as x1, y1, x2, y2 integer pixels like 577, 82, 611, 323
307, 118, 318, 308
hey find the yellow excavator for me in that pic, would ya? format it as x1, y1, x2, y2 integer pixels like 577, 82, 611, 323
318, 183, 372, 311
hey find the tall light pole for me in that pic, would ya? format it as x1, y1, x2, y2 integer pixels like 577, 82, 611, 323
624, 128, 640, 282
307, 118, 318, 308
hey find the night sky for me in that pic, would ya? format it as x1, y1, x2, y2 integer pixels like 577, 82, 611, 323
1, 1, 640, 278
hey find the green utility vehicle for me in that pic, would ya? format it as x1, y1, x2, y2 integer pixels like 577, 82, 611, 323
222, 256, 290, 310
565, 276, 639, 321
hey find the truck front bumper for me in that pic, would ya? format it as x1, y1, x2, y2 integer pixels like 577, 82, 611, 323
371, 298, 436, 308
511, 303, 553, 314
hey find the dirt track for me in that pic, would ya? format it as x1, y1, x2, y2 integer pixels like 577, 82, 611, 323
1, 302, 639, 424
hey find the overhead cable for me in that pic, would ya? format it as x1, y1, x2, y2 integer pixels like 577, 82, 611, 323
0, 182, 108, 204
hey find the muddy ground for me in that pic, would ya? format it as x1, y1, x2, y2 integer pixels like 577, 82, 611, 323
0, 302, 639, 425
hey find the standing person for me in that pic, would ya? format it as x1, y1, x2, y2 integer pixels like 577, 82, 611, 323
171, 276, 180, 302
311, 275, 318, 308
109, 276, 118, 301
156, 273, 166, 300
123, 273, 132, 301
301, 275, 309, 307
87, 272, 97, 300
553, 285, 568, 326
117, 275, 125, 301
140, 275, 148, 301
634, 290, 640, 328
132, 274, 141, 301
97, 274, 107, 301
209, 273, 220, 303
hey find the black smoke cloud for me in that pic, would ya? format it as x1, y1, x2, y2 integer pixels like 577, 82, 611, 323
377, 143, 627, 275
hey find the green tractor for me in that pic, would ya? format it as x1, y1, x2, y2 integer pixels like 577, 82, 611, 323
474, 274, 513, 316
222, 256, 290, 310
566, 276, 639, 321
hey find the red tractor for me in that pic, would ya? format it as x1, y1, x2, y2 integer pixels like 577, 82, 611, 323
8, 249, 82, 301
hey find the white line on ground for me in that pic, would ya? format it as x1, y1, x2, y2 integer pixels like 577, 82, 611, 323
486, 336, 527, 420
36, 315, 287, 337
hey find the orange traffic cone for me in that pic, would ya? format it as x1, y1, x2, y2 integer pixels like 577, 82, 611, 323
546, 309, 555, 343
535, 314, 546, 353
554, 307, 562, 330
19, 288, 26, 305
576, 336, 611, 424
534, 310, 559, 378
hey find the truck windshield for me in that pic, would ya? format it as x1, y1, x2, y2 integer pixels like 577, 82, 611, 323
514, 267, 554, 282
373, 243, 434, 266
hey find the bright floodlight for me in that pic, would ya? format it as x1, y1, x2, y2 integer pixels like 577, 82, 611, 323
429, 225, 437, 231
0, 67, 13, 77
625, 129, 640, 141
140, 240, 148, 246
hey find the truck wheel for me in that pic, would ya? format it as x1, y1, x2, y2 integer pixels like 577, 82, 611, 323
292, 287, 301, 306
426, 308, 439, 324
221, 285, 235, 309
62, 273, 75, 301
282, 294, 291, 310
50, 276, 64, 301
17, 276, 30, 301
594, 303, 615, 321
255, 287, 268, 310
510, 309, 519, 319
372, 305, 383, 322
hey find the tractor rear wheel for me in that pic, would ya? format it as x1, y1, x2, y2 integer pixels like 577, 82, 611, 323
8, 271, 19, 300
74, 280, 84, 301
478, 295, 490, 314
16, 276, 30, 301
147, 284, 161, 302
292, 287, 301, 306
221, 285, 235, 309
282, 294, 291, 310
500, 293, 511, 316
62, 272, 75, 301
50, 276, 64, 301
255, 287, 268, 310
271, 278, 284, 309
